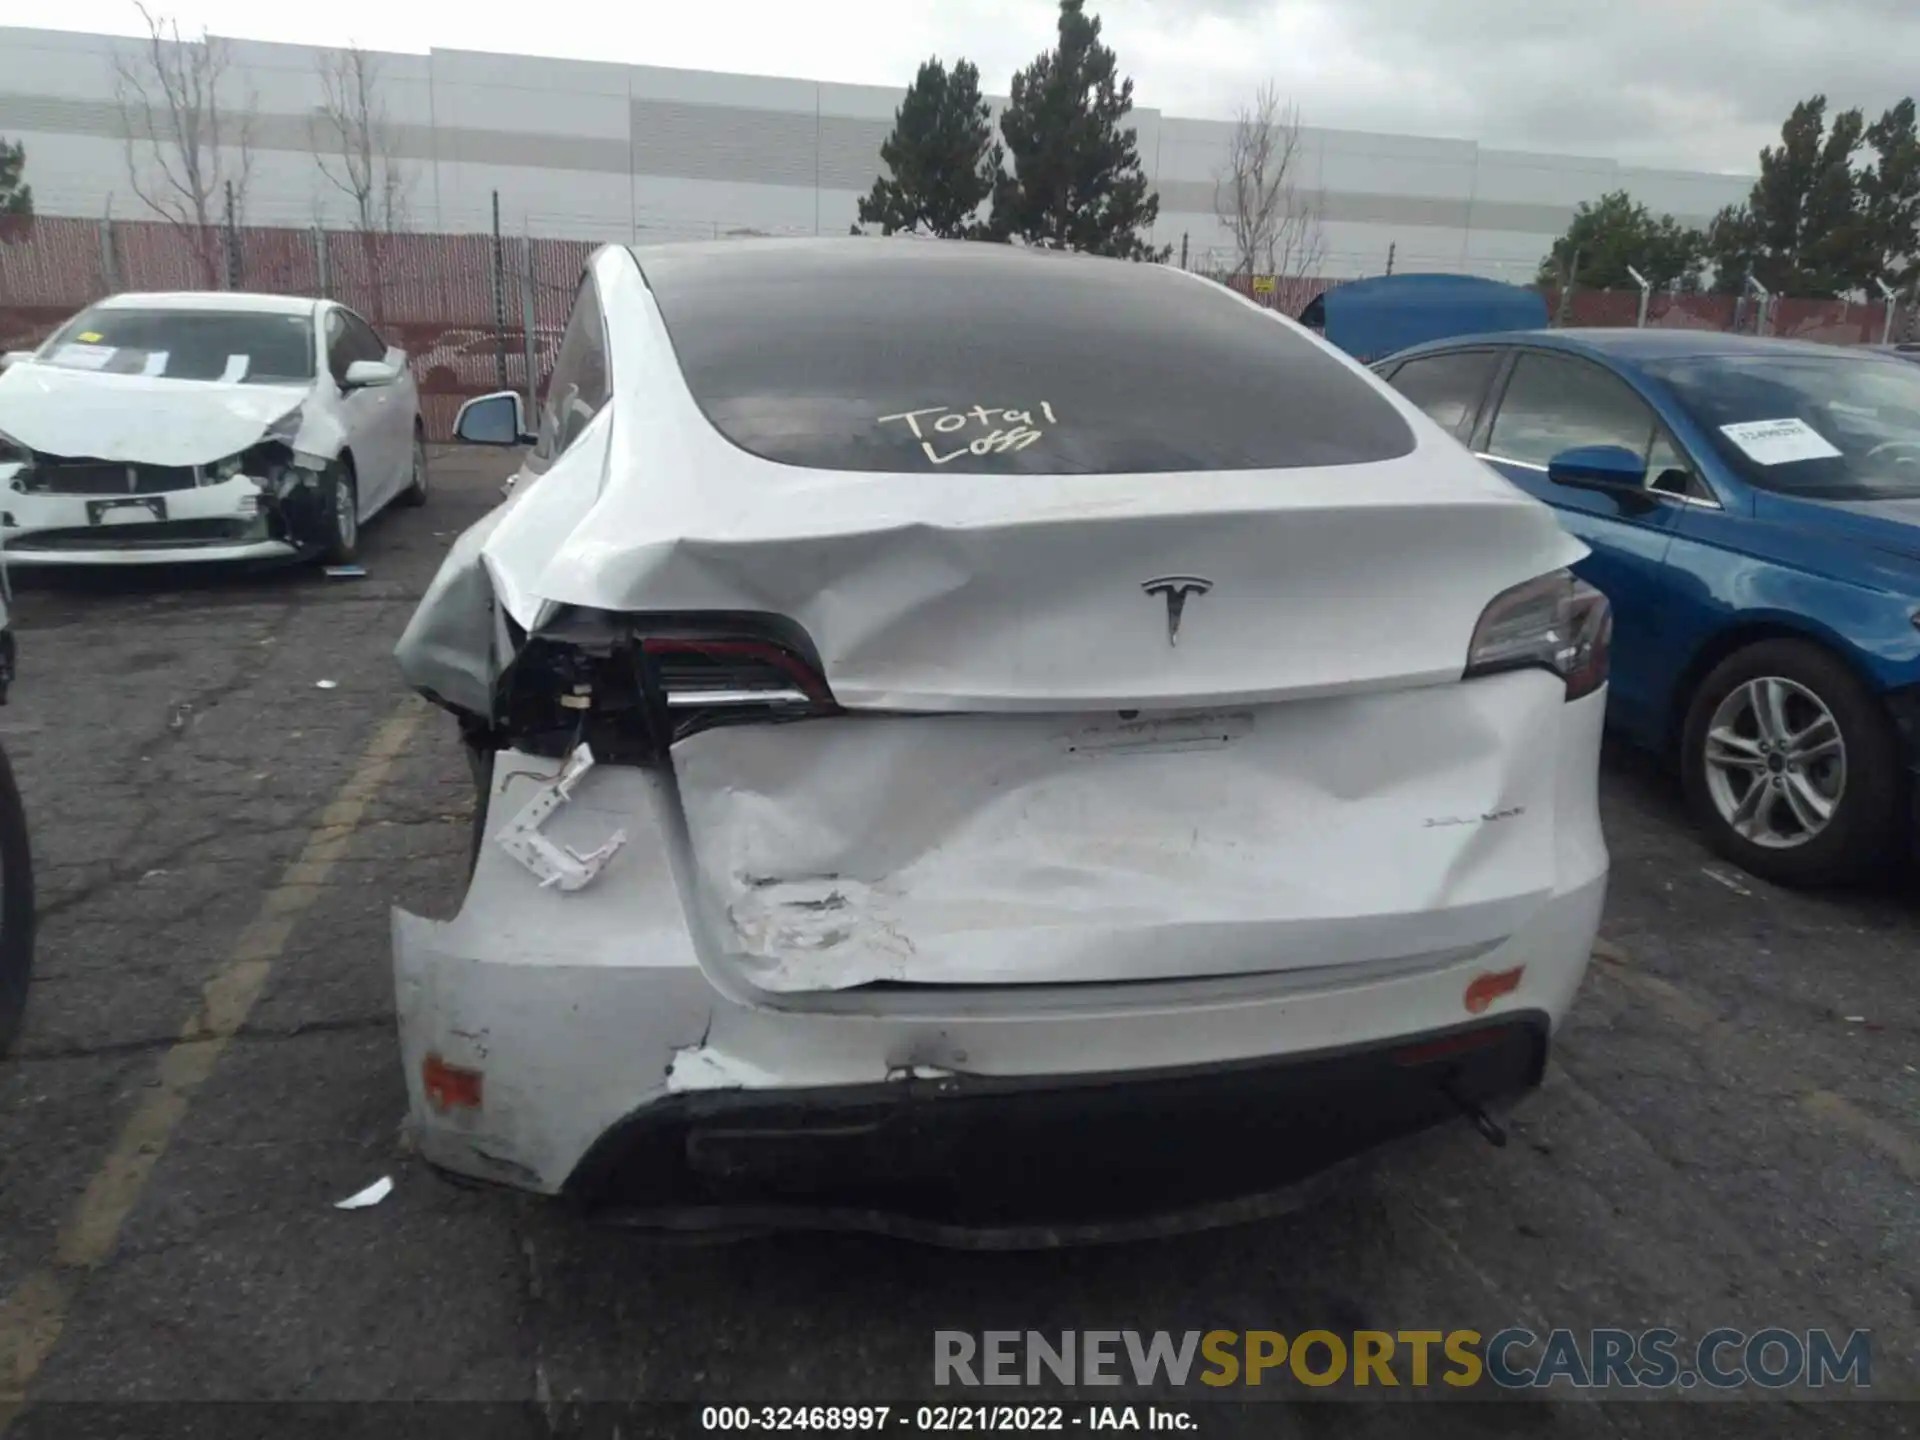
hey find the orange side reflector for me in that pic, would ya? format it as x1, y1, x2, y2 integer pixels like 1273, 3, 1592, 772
423, 1053, 484, 1113
1463, 965, 1525, 1015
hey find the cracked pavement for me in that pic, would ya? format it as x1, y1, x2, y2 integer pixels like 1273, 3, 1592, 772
0, 449, 1914, 1436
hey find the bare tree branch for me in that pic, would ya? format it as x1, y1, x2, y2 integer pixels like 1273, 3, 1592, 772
311, 42, 412, 321
112, 3, 256, 287
311, 42, 410, 235
1214, 84, 1325, 303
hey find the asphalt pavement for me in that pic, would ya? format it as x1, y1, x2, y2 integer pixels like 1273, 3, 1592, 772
0, 448, 1914, 1438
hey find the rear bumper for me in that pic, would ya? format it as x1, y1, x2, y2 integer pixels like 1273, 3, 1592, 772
394, 860, 1604, 1200
565, 1013, 1550, 1231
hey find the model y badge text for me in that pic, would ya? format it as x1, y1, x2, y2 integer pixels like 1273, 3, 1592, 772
1142, 576, 1213, 647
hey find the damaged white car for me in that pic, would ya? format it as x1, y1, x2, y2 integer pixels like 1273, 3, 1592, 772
0, 292, 427, 566
393, 239, 1611, 1232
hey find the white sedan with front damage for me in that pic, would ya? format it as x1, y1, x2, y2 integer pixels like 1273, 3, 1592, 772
393, 238, 1612, 1234
0, 291, 428, 566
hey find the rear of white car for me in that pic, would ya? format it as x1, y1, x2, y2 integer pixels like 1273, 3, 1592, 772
393, 240, 1609, 1223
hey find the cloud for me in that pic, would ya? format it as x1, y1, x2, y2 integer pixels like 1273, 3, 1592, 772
41, 0, 1920, 174
1115, 0, 1920, 172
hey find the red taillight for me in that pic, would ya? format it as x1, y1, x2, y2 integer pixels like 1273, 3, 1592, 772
1464, 569, 1612, 702
640, 634, 837, 712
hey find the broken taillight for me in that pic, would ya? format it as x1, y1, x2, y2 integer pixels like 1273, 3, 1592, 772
488, 614, 840, 759
641, 633, 837, 715
1464, 569, 1612, 702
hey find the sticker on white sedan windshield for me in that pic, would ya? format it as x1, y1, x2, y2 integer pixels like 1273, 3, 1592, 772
1719, 418, 1843, 465
877, 403, 1058, 465
51, 342, 115, 371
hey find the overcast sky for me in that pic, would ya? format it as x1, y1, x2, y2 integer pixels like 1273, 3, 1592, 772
23, 0, 1920, 174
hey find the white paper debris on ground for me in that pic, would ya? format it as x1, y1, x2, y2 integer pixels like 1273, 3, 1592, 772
315, 679, 339, 690
1719, 418, 1843, 467
334, 1176, 393, 1210
323, 565, 367, 579
1700, 867, 1753, 897
1843, 1015, 1867, 1024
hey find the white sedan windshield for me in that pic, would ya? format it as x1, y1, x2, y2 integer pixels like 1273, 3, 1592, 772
39, 308, 316, 386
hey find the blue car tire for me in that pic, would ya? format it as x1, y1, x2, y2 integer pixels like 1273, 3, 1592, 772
1680, 638, 1907, 887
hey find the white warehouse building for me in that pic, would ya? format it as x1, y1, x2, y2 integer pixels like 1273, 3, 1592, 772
0, 24, 1756, 281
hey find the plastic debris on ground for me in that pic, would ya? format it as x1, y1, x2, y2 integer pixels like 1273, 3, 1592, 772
1700, 868, 1753, 897
323, 564, 367, 578
335, 1176, 393, 1210
314, 679, 339, 690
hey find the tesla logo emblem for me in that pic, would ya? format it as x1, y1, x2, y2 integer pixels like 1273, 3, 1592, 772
1142, 575, 1213, 647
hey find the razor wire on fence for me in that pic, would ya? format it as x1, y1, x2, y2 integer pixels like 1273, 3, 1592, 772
2, 212, 1914, 439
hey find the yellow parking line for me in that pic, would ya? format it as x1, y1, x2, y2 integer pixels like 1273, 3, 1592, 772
0, 696, 429, 1424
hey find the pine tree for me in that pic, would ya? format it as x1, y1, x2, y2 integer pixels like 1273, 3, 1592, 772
0, 138, 30, 219
855, 58, 1001, 239
1859, 99, 1920, 292
1705, 97, 1868, 297
989, 0, 1167, 260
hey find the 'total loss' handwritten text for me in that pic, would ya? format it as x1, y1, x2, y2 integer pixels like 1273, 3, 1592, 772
877, 403, 1059, 465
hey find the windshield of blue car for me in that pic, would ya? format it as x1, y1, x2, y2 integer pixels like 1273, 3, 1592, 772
38, 308, 316, 385
1645, 352, 1920, 500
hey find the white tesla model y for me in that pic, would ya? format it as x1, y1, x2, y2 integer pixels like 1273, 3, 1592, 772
393, 238, 1610, 1233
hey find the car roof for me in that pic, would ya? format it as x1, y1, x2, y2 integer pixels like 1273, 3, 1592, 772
92, 291, 320, 316
1388, 326, 1876, 367
628, 233, 1144, 285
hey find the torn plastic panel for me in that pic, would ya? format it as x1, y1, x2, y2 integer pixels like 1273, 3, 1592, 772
392, 506, 515, 721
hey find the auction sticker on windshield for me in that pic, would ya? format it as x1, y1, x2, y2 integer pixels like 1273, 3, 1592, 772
1720, 417, 1844, 465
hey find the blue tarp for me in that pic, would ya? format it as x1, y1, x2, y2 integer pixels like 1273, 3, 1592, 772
1303, 274, 1550, 363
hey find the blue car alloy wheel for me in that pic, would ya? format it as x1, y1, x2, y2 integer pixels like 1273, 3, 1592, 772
1681, 639, 1907, 886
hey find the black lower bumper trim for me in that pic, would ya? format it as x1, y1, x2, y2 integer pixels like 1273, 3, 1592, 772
564, 1013, 1551, 1234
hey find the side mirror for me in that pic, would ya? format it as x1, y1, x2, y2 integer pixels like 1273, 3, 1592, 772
453, 390, 534, 447
1547, 444, 1648, 495
342, 358, 403, 389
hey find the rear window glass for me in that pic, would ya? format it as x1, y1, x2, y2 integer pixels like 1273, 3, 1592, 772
41, 308, 315, 385
635, 242, 1415, 474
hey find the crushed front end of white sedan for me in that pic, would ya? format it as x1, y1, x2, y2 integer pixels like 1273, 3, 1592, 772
392, 239, 1611, 1231
0, 292, 416, 566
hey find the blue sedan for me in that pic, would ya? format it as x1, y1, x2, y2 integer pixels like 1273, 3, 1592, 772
1375, 328, 1920, 886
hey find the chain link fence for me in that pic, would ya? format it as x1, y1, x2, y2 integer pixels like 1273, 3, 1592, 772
0, 214, 592, 438
4, 214, 1914, 438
